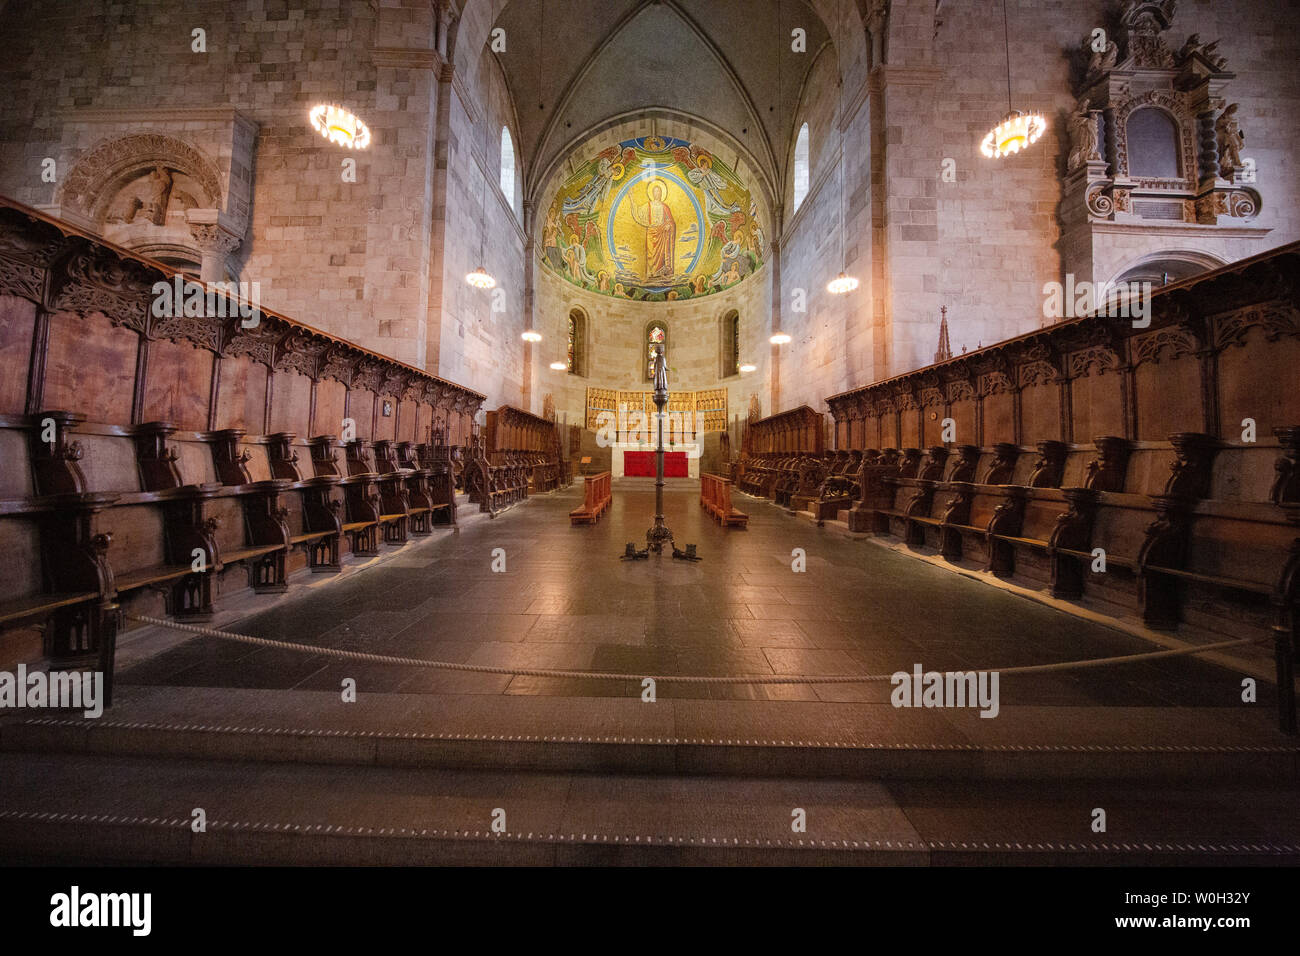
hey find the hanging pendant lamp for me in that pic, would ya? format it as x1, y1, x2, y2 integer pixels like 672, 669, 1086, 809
981, 0, 1046, 158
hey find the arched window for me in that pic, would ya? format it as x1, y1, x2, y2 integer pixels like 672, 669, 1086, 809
792, 123, 810, 211
500, 127, 516, 208
645, 321, 667, 382
566, 308, 586, 376
721, 310, 740, 377
1126, 108, 1180, 179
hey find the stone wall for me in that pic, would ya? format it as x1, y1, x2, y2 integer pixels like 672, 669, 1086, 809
0, 0, 528, 413
532, 258, 771, 449
771, 0, 1300, 415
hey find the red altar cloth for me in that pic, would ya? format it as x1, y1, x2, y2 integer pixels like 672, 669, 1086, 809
624, 451, 688, 477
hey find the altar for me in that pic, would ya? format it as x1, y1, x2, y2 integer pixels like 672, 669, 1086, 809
611, 441, 699, 478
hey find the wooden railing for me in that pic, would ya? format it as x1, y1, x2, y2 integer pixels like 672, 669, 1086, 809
569, 472, 612, 525
700, 473, 748, 527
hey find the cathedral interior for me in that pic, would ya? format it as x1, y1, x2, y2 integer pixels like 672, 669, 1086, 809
0, 0, 1299, 888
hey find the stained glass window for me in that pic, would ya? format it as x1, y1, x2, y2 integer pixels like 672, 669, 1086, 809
567, 313, 576, 372
731, 312, 740, 375
647, 323, 666, 380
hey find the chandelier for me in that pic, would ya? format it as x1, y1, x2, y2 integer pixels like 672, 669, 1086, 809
827, 271, 860, 294
549, 361, 566, 371
769, 332, 791, 345
521, 330, 541, 342
981, 0, 1046, 160
981, 110, 1047, 158
309, 104, 371, 149
465, 266, 496, 289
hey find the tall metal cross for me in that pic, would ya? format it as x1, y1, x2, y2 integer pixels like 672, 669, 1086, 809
646, 343, 674, 553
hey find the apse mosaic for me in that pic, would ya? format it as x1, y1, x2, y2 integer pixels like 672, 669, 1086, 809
541, 136, 765, 301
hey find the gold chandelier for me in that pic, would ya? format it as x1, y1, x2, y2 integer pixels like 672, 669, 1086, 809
827, 271, 860, 294
465, 266, 496, 289
981, 0, 1046, 160
981, 110, 1047, 159
309, 104, 371, 149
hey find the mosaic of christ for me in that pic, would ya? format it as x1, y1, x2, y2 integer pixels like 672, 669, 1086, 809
541, 136, 765, 301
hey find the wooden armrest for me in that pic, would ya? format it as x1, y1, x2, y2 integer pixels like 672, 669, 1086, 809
1145, 565, 1272, 594
290, 531, 335, 544
0, 591, 101, 625
992, 534, 1050, 549
222, 543, 285, 563
115, 564, 195, 591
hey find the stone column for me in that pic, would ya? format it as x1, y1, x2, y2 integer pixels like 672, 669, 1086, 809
187, 218, 241, 283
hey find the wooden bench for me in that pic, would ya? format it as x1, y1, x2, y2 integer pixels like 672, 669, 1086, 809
569, 471, 612, 525
265, 433, 342, 571
700, 473, 748, 527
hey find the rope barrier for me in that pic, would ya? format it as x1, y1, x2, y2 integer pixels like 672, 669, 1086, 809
127, 614, 1271, 686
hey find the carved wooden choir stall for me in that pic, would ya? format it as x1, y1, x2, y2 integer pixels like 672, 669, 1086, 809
0, 198, 485, 704
818, 243, 1300, 732
461, 405, 570, 517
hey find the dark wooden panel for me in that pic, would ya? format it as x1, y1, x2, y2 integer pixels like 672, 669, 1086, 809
314, 379, 346, 437
415, 402, 433, 444
948, 400, 977, 447
1217, 328, 1300, 441
44, 310, 135, 424
398, 399, 418, 442
1020, 383, 1061, 443
373, 393, 396, 442
0, 295, 35, 416
1071, 371, 1125, 441
269, 369, 312, 438
213, 355, 268, 433
349, 390, 375, 440
1134, 356, 1201, 441
143, 338, 212, 430
983, 390, 1015, 445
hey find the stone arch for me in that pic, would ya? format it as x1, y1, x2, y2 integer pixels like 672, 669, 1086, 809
57, 132, 226, 228
1112, 91, 1197, 186
530, 109, 775, 242
1124, 104, 1183, 179
1107, 249, 1226, 286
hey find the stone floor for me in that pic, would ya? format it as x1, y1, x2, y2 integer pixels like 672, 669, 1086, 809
117, 478, 1276, 712
4, 479, 1297, 865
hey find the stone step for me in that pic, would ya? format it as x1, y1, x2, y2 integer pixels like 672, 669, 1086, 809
2, 752, 1297, 866
3, 686, 1296, 781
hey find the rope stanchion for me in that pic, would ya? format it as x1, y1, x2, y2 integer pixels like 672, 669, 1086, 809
127, 614, 1271, 687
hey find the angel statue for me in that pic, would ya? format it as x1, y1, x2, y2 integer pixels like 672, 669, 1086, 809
1086, 37, 1119, 77
1216, 103, 1245, 179
1067, 98, 1101, 170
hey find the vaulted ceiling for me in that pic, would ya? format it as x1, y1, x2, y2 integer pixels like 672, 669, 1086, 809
486, 0, 834, 204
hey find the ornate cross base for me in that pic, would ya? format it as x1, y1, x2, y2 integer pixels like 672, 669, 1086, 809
646, 521, 674, 554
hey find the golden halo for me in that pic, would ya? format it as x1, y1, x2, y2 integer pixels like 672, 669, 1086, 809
609, 162, 625, 180
643, 136, 666, 152
646, 179, 666, 201
696, 153, 713, 171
